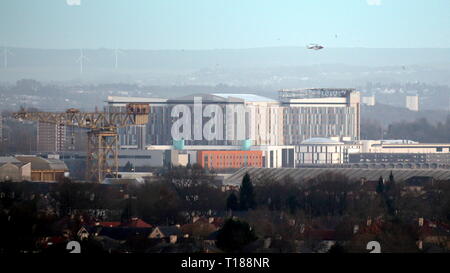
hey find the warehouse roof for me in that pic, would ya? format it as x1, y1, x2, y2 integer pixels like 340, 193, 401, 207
224, 167, 450, 185
0, 156, 22, 164
15, 156, 68, 171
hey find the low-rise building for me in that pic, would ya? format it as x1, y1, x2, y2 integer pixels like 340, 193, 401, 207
197, 150, 263, 169
0, 156, 31, 182
15, 155, 68, 182
295, 137, 361, 165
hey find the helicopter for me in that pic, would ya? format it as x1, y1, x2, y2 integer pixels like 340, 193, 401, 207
307, 44, 324, 50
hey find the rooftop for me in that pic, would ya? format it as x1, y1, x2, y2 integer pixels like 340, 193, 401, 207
212, 93, 277, 103
170, 93, 277, 103
15, 156, 68, 171
301, 138, 343, 145
225, 167, 450, 185
0, 156, 22, 164
106, 96, 167, 103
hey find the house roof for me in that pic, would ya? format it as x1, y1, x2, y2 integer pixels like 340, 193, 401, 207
405, 176, 433, 187
99, 227, 153, 241
96, 221, 121, 228
121, 218, 152, 228
305, 229, 336, 240
154, 226, 182, 237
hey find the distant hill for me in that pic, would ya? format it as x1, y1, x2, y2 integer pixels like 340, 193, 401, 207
362, 104, 450, 125
0, 47, 449, 85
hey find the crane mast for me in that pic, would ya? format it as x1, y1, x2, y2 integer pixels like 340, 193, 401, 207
13, 104, 150, 183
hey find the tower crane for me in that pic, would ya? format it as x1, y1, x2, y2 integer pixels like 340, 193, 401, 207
13, 103, 150, 183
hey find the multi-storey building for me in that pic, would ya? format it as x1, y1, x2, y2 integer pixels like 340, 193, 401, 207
280, 88, 360, 145
106, 96, 168, 149
37, 122, 66, 153
406, 95, 419, 111
158, 93, 284, 146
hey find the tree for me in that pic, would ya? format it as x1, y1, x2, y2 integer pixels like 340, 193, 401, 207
226, 192, 239, 211
376, 176, 384, 194
239, 173, 256, 211
216, 219, 257, 252
124, 161, 134, 172
328, 243, 347, 253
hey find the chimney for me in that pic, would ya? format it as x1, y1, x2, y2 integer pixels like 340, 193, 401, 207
263, 237, 272, 249
417, 240, 423, 250
353, 225, 359, 234
418, 217, 424, 227
169, 235, 177, 244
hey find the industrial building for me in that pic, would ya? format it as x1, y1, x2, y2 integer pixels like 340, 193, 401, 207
106, 96, 168, 149
224, 167, 450, 186
197, 150, 263, 169
146, 143, 295, 168
15, 156, 69, 182
0, 156, 68, 182
0, 157, 31, 182
350, 140, 450, 167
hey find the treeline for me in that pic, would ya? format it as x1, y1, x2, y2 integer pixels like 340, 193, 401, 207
1, 167, 450, 253
361, 116, 450, 143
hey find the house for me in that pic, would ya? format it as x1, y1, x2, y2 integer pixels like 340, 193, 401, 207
404, 176, 433, 194
78, 218, 152, 242
417, 218, 450, 252
149, 225, 183, 243
98, 226, 153, 241
77, 225, 103, 240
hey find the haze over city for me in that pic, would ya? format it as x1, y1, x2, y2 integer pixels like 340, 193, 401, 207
0, 0, 450, 259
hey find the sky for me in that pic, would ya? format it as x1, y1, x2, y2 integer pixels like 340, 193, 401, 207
0, 0, 450, 50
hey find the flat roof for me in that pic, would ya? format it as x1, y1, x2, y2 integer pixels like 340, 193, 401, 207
225, 167, 450, 185
106, 96, 167, 103
212, 93, 278, 103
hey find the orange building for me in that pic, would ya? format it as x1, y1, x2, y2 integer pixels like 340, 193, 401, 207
197, 150, 263, 169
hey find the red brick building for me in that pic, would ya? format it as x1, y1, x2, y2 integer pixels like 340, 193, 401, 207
197, 150, 263, 169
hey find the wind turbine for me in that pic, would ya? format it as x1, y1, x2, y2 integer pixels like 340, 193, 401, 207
113, 47, 123, 69
76, 48, 89, 74
1, 47, 13, 69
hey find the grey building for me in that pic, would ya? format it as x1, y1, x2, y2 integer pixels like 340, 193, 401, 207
280, 88, 360, 145
106, 96, 168, 149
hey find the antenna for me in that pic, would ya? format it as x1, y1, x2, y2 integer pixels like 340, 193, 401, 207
1, 47, 13, 69
75, 48, 89, 74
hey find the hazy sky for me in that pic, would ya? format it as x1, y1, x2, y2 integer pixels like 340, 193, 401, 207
1, 0, 450, 50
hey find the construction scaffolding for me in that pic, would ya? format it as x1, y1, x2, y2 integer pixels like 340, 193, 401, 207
13, 103, 149, 183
